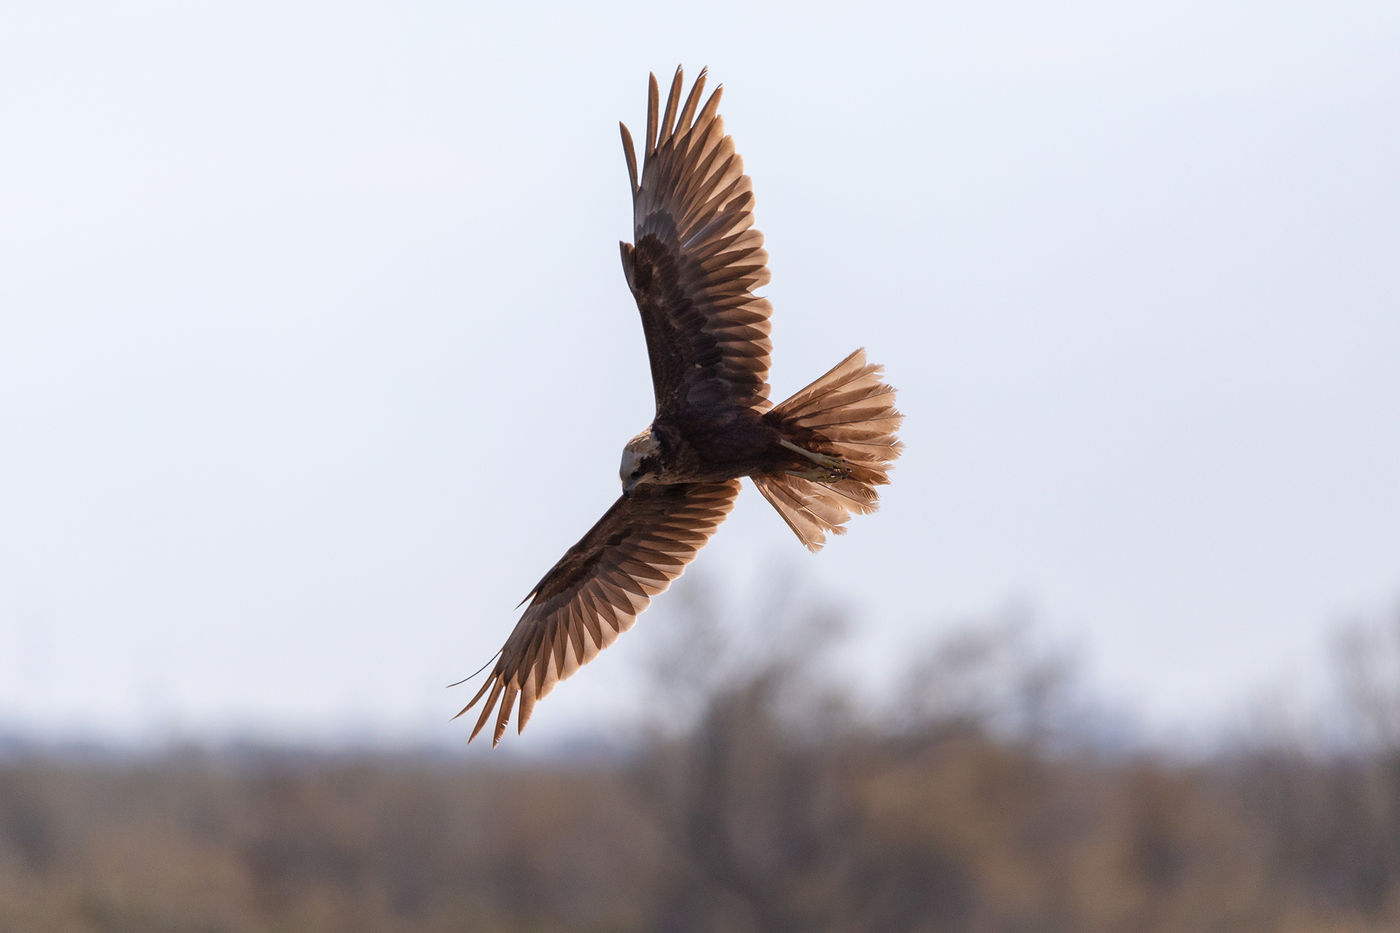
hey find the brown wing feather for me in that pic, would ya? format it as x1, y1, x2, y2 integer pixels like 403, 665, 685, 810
455, 480, 740, 745
619, 66, 774, 416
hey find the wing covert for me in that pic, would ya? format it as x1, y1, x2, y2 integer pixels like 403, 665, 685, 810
620, 66, 774, 415
455, 480, 740, 745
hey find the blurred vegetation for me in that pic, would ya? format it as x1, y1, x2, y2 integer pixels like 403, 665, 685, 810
3, 596, 1400, 932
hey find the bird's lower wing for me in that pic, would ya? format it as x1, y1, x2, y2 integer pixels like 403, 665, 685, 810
456, 480, 741, 745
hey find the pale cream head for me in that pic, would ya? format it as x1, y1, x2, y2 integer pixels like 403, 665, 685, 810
619, 428, 660, 493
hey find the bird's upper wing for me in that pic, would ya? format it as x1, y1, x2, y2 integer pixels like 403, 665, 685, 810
620, 66, 774, 416
456, 480, 740, 745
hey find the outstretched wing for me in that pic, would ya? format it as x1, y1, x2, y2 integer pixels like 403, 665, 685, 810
456, 480, 740, 745
620, 66, 774, 416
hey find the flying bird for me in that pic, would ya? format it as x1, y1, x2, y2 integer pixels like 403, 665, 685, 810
457, 66, 902, 744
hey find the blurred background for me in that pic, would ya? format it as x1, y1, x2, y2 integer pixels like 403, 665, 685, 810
2, 1, 1398, 929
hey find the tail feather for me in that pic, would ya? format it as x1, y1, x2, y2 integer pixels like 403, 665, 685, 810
753, 348, 903, 551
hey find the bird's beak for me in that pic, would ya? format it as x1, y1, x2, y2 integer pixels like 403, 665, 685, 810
622, 477, 637, 498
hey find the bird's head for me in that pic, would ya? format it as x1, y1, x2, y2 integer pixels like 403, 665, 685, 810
620, 428, 662, 496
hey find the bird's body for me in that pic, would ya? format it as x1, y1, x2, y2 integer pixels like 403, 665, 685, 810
458, 67, 903, 744
627, 411, 792, 486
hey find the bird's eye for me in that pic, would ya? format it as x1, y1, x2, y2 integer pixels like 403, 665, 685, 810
630, 468, 644, 479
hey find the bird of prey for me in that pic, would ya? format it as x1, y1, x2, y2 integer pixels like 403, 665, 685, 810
457, 66, 902, 745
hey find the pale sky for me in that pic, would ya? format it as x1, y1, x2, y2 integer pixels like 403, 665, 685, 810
2, 1, 1398, 748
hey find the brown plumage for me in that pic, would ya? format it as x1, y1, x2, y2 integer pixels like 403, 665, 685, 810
457, 67, 903, 745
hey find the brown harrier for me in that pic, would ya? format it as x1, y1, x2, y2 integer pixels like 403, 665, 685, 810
457, 67, 902, 744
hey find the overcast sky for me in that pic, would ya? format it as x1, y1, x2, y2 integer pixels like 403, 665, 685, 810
2, 1, 1397, 748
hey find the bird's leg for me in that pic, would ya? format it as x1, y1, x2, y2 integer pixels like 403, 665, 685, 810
778, 438, 851, 481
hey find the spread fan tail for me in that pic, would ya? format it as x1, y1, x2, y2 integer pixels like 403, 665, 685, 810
753, 348, 903, 551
